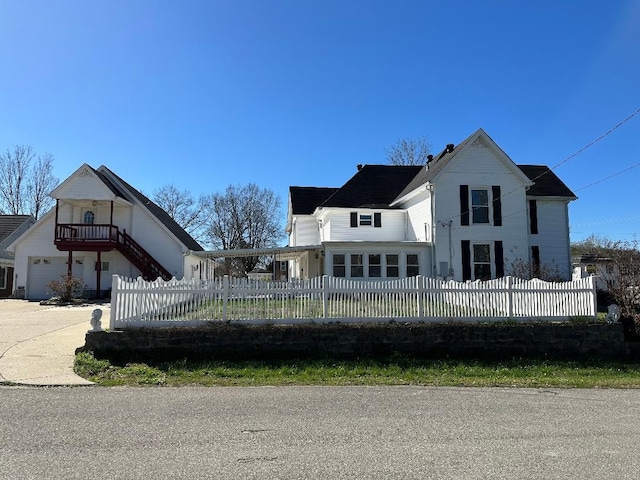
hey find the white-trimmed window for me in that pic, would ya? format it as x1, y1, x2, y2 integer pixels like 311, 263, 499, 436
350, 254, 364, 278
473, 244, 491, 280
386, 254, 399, 277
368, 254, 381, 277
471, 189, 489, 224
84, 210, 95, 224
406, 254, 419, 277
350, 212, 382, 228
333, 254, 346, 277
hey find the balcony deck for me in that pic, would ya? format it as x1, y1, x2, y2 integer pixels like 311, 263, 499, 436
54, 224, 120, 251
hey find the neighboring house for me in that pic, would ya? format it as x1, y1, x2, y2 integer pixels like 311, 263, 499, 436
0, 215, 35, 298
286, 128, 577, 282
7, 164, 207, 300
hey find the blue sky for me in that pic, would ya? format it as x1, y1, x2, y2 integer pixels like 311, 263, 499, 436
1, 0, 639, 243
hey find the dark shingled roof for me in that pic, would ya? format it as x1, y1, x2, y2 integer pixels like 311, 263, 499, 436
98, 166, 204, 251
320, 165, 423, 209
517, 165, 577, 198
0, 215, 32, 244
289, 187, 339, 214
394, 133, 477, 202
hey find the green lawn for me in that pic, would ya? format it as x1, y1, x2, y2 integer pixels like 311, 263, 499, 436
74, 352, 640, 388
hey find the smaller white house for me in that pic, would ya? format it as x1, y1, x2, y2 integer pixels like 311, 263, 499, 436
8, 164, 208, 300
0, 215, 35, 298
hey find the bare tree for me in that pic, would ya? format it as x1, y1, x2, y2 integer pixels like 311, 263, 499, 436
152, 184, 203, 240
572, 236, 640, 321
0, 145, 58, 220
0, 145, 34, 215
28, 153, 58, 220
385, 136, 432, 166
200, 183, 283, 276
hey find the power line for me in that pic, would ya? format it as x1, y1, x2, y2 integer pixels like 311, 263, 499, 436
441, 107, 640, 231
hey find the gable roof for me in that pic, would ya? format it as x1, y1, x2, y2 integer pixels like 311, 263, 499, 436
394, 128, 533, 203
518, 165, 577, 198
289, 187, 339, 215
0, 215, 33, 245
97, 166, 204, 251
320, 164, 423, 209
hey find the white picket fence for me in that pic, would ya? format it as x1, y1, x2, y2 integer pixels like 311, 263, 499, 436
109, 274, 597, 329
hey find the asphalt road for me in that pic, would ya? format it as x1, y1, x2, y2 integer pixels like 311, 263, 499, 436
1, 385, 640, 479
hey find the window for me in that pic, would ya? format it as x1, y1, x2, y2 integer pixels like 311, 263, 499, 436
351, 254, 363, 277
95, 262, 109, 271
406, 254, 419, 277
359, 214, 372, 226
471, 189, 489, 224
84, 210, 95, 224
0, 267, 6, 290
368, 254, 381, 277
473, 244, 491, 280
333, 254, 345, 277
280, 262, 287, 272
386, 254, 399, 278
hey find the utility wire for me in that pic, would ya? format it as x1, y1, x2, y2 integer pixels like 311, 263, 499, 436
440, 107, 640, 231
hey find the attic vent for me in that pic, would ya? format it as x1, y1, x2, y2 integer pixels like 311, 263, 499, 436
446, 143, 455, 153
357, 164, 363, 171
426, 154, 434, 163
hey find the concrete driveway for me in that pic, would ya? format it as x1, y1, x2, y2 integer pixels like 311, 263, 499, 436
0, 299, 110, 386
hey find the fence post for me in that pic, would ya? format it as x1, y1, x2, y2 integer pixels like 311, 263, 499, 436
417, 275, 424, 318
223, 275, 229, 322
110, 274, 119, 330
590, 275, 597, 319
507, 276, 514, 319
322, 275, 328, 319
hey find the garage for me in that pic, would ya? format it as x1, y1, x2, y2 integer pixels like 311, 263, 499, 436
27, 257, 84, 300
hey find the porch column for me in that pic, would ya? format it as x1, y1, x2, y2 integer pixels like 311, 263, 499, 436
96, 251, 102, 299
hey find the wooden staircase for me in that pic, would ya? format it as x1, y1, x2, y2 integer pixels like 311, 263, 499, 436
115, 230, 173, 281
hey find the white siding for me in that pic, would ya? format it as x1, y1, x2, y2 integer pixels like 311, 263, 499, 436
290, 216, 320, 246
130, 205, 185, 278
52, 167, 117, 201
320, 209, 407, 242
528, 199, 572, 279
432, 142, 530, 281
402, 190, 433, 242
12, 213, 62, 298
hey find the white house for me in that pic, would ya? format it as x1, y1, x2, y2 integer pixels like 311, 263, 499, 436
286, 128, 577, 282
8, 164, 207, 300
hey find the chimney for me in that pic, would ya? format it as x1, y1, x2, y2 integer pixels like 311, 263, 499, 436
446, 143, 455, 153
357, 164, 363, 171
426, 154, 434, 163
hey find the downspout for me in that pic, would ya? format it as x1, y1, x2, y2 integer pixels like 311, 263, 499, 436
429, 184, 436, 278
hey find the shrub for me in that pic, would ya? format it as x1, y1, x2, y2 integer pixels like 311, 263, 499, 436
46, 274, 85, 302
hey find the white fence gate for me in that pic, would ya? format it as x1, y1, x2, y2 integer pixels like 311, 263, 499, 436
109, 275, 597, 329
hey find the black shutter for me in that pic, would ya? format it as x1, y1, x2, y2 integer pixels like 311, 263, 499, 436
492, 186, 502, 226
374, 212, 381, 227
529, 200, 538, 234
461, 240, 471, 281
460, 185, 469, 226
350, 212, 358, 228
532, 246, 540, 270
495, 241, 504, 277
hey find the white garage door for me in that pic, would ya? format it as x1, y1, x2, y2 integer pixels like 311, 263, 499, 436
27, 257, 84, 300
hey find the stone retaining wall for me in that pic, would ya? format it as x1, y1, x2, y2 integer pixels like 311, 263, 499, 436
82, 322, 628, 363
